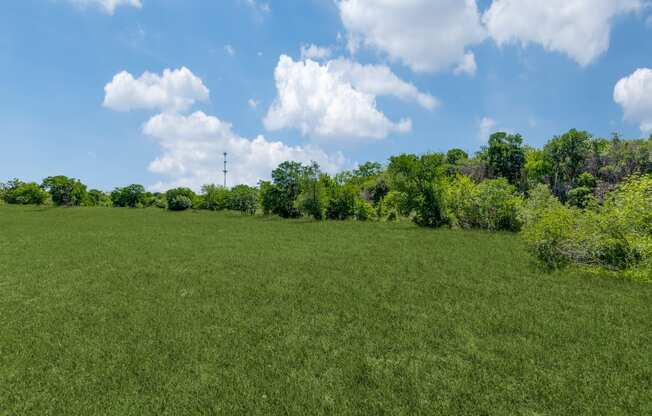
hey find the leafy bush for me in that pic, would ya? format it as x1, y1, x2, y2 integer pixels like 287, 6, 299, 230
201, 184, 230, 211
86, 189, 112, 207
111, 184, 146, 208
521, 175, 652, 278
326, 184, 357, 220
1, 179, 48, 205
228, 185, 258, 215
354, 198, 375, 221
41, 176, 87, 206
448, 177, 522, 231
166, 188, 196, 211
168, 195, 192, 211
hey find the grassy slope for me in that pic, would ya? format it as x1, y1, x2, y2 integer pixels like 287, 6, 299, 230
0, 206, 650, 415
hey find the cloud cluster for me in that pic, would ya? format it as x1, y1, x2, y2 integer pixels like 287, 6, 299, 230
67, 0, 142, 14
338, 0, 486, 73
104, 68, 345, 189
143, 112, 345, 191
614, 68, 652, 134
103, 67, 210, 113
300, 44, 333, 61
327, 58, 438, 110
483, 0, 643, 66
264, 55, 440, 140
338, 0, 643, 72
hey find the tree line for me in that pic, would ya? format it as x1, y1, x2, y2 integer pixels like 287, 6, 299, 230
2, 129, 651, 279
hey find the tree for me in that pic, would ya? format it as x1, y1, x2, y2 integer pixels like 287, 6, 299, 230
353, 161, 383, 179
485, 132, 525, 184
41, 176, 88, 206
544, 129, 591, 199
446, 148, 469, 166
111, 184, 146, 208
296, 164, 329, 220
228, 185, 259, 215
388, 153, 451, 227
262, 161, 307, 218
87, 189, 112, 207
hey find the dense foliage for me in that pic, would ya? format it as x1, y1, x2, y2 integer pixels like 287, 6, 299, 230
41, 176, 88, 206
3, 129, 651, 278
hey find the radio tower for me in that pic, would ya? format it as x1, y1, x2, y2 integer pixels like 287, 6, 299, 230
223, 152, 228, 188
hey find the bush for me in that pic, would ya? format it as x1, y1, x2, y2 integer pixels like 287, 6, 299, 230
521, 175, 652, 278
354, 198, 375, 221
166, 188, 196, 211
326, 184, 357, 220
86, 189, 112, 207
1, 179, 48, 205
229, 185, 259, 215
111, 184, 146, 208
201, 184, 231, 211
449, 177, 522, 231
168, 195, 192, 211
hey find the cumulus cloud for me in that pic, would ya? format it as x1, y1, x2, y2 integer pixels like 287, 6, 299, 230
479, 117, 497, 139
263, 55, 439, 140
67, 0, 142, 14
327, 58, 438, 110
614, 68, 652, 134
103, 67, 209, 113
338, 0, 486, 73
483, 0, 643, 66
300, 44, 333, 60
143, 111, 346, 190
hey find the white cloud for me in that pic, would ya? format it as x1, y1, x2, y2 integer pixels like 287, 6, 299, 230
67, 0, 142, 14
483, 0, 643, 66
614, 68, 652, 134
327, 58, 438, 110
454, 52, 478, 76
224, 44, 236, 56
338, 0, 486, 73
479, 117, 497, 139
103, 67, 209, 113
300, 44, 333, 60
264, 55, 432, 140
248, 98, 260, 109
143, 112, 346, 190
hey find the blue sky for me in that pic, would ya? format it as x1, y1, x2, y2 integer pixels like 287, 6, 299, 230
1, 0, 651, 191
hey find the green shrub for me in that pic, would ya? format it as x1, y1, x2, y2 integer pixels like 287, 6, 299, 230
326, 184, 357, 220
201, 184, 231, 211
521, 175, 652, 278
448, 177, 522, 231
228, 185, 259, 215
166, 188, 196, 211
354, 198, 375, 221
521, 204, 580, 270
168, 195, 192, 211
384, 191, 409, 217
1, 179, 48, 205
86, 189, 112, 207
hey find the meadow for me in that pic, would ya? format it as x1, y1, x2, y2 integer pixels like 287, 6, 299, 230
1, 205, 651, 415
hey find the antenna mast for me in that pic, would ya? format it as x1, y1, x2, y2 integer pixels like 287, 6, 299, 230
223, 152, 228, 188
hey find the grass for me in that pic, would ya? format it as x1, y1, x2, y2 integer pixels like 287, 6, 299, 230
0, 205, 650, 415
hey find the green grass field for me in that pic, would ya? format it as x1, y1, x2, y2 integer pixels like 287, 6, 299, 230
1, 205, 650, 415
